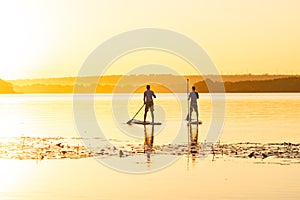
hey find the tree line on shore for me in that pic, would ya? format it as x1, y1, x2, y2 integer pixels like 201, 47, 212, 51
1, 75, 300, 94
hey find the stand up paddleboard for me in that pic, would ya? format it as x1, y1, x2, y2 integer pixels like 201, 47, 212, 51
130, 119, 162, 125
187, 120, 202, 125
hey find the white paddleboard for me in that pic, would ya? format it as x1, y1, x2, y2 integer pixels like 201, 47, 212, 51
130, 119, 162, 125
187, 120, 202, 125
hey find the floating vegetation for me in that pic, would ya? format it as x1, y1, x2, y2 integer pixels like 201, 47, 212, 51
0, 137, 299, 165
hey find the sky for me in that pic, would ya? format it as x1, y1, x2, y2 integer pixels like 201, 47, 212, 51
0, 0, 300, 79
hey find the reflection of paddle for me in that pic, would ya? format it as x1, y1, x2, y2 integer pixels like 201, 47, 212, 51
127, 104, 145, 124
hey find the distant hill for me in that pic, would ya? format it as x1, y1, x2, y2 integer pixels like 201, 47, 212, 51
0, 79, 15, 93
195, 77, 300, 93
4, 74, 300, 94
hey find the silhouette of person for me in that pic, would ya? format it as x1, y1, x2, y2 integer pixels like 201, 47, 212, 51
143, 85, 156, 123
188, 86, 199, 121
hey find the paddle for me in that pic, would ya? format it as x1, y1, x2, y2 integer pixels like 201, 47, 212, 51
127, 104, 145, 124
186, 79, 190, 121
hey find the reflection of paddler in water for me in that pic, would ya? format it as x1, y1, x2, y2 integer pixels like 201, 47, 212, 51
188, 123, 199, 162
144, 124, 154, 163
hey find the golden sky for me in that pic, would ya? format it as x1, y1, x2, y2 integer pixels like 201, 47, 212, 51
0, 0, 300, 79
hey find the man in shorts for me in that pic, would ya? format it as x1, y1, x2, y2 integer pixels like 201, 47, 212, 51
188, 86, 199, 122
144, 85, 156, 123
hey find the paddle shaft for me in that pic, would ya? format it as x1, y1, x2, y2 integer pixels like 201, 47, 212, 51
187, 79, 190, 120
187, 78, 190, 170
129, 104, 145, 122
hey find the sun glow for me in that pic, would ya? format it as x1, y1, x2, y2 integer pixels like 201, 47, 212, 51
0, 159, 23, 192
0, 1, 62, 79
1, 0, 300, 79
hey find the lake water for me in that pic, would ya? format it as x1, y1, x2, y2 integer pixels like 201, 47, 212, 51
0, 93, 299, 199
0, 93, 299, 142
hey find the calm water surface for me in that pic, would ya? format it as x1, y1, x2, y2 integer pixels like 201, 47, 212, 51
0, 93, 299, 142
0, 93, 299, 199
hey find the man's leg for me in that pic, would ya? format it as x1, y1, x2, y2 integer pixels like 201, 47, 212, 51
144, 105, 148, 122
150, 105, 154, 123
195, 106, 199, 121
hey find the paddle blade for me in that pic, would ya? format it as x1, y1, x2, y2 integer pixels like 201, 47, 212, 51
185, 114, 190, 121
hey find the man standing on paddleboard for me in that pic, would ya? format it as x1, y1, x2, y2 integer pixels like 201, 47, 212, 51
188, 86, 199, 122
144, 85, 156, 123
